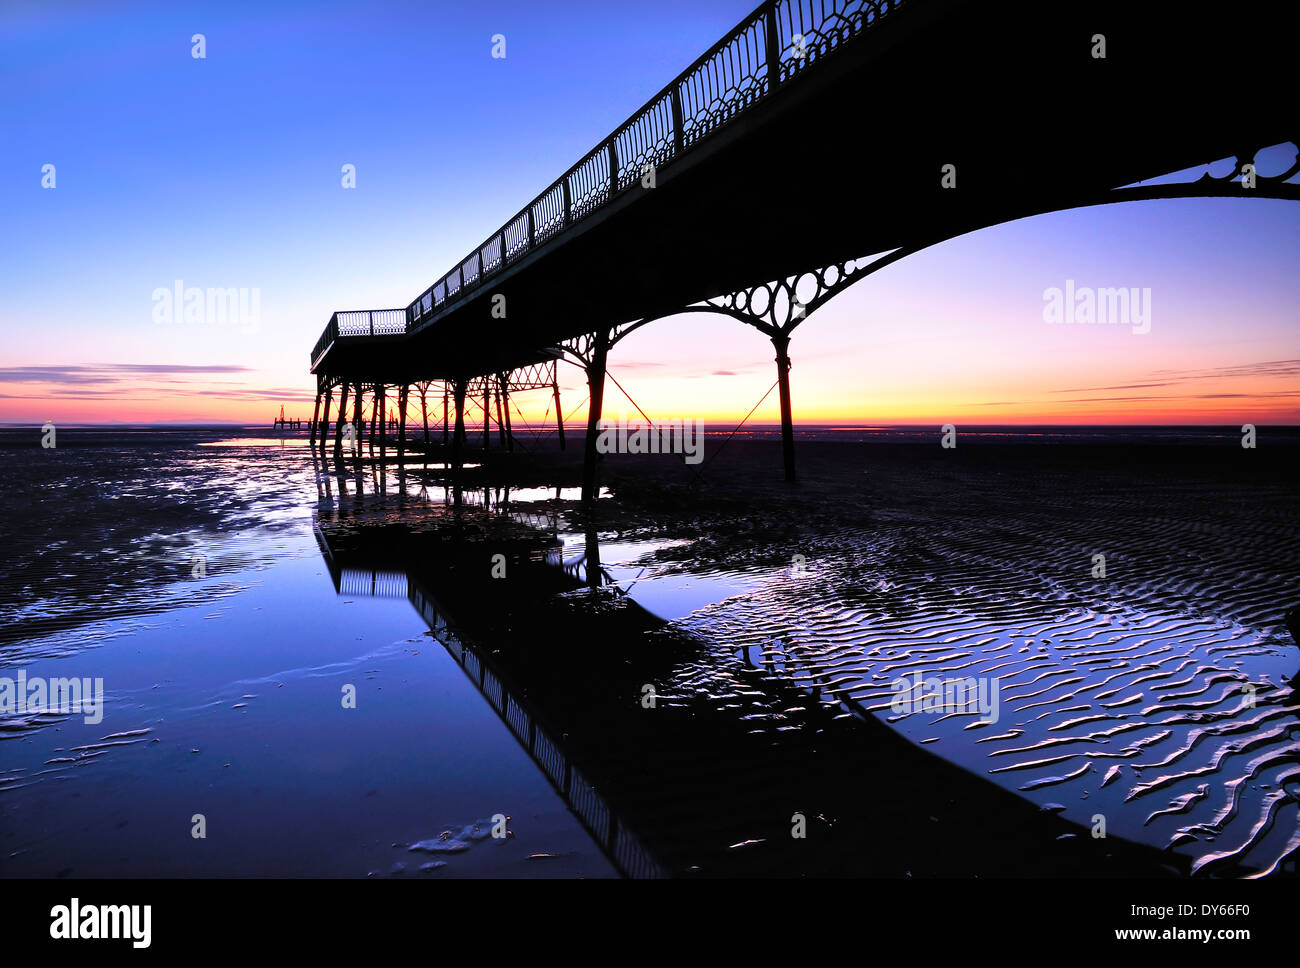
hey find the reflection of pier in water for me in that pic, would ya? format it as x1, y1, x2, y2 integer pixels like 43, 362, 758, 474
310, 462, 1200, 878
313, 498, 697, 878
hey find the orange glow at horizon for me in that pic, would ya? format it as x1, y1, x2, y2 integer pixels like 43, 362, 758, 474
5, 200, 1297, 428
4, 368, 1296, 426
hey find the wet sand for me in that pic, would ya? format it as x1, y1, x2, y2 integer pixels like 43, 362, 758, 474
587, 434, 1300, 875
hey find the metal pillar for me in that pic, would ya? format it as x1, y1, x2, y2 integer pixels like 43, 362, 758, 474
319, 386, 333, 448
452, 380, 467, 469
421, 388, 430, 444
309, 390, 322, 444
443, 385, 450, 447
582, 329, 609, 503
584, 523, 602, 589
333, 382, 351, 456
350, 381, 363, 456
483, 384, 491, 449
398, 385, 408, 460
499, 373, 514, 453
772, 334, 796, 483
495, 374, 508, 449
369, 384, 378, 456
552, 375, 565, 450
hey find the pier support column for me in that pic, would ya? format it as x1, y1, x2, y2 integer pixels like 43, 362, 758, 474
309, 390, 322, 444
483, 383, 491, 450
377, 384, 387, 460
582, 329, 609, 503
452, 379, 467, 470
552, 376, 565, 451
496, 374, 509, 450
398, 385, 408, 461
333, 382, 351, 457
421, 386, 430, 444
502, 374, 515, 452
369, 384, 378, 456
350, 382, 363, 457
584, 523, 602, 590
772, 334, 796, 483
319, 386, 333, 449
443, 385, 450, 447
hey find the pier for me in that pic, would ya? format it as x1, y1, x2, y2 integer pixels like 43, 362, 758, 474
306, 0, 1298, 494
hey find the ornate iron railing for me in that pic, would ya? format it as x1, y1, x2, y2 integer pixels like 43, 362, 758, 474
311, 309, 407, 368
313, 0, 906, 369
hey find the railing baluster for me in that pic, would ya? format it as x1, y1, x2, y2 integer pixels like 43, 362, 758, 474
671, 84, 684, 156
766, 2, 780, 91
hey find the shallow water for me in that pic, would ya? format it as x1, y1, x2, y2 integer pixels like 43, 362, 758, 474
0, 428, 615, 876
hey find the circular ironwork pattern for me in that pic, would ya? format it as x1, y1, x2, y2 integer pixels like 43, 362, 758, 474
703, 258, 868, 333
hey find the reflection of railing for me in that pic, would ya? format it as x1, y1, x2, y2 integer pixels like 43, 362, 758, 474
408, 583, 665, 879
453, 487, 562, 535
559, 552, 617, 589
318, 530, 661, 875
311, 309, 409, 369
312, 0, 906, 368
339, 568, 408, 599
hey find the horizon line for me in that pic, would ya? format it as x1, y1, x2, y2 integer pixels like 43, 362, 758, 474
3, 421, 1297, 430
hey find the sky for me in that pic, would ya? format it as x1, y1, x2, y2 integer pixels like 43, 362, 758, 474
1, 0, 1297, 427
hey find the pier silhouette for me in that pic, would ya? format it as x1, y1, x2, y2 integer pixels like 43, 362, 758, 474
306, 0, 1299, 494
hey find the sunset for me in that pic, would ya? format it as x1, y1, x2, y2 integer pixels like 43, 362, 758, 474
3, 0, 1297, 954
3, 2, 1296, 428
3, 196, 1297, 425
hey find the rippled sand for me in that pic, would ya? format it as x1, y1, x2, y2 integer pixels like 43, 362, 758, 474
600, 437, 1299, 876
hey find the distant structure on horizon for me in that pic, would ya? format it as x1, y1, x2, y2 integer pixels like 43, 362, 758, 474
273, 405, 302, 431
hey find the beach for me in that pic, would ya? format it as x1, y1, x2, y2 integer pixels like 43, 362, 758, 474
1, 426, 1296, 877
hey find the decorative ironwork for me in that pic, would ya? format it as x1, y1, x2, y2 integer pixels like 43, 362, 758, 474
505, 360, 559, 391
775, 1, 901, 86
614, 95, 676, 190
553, 318, 650, 370
1101, 141, 1300, 206
1194, 144, 1300, 189
311, 309, 407, 369
503, 211, 531, 262
698, 258, 872, 335
531, 182, 568, 247
678, 11, 770, 149
568, 145, 612, 221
